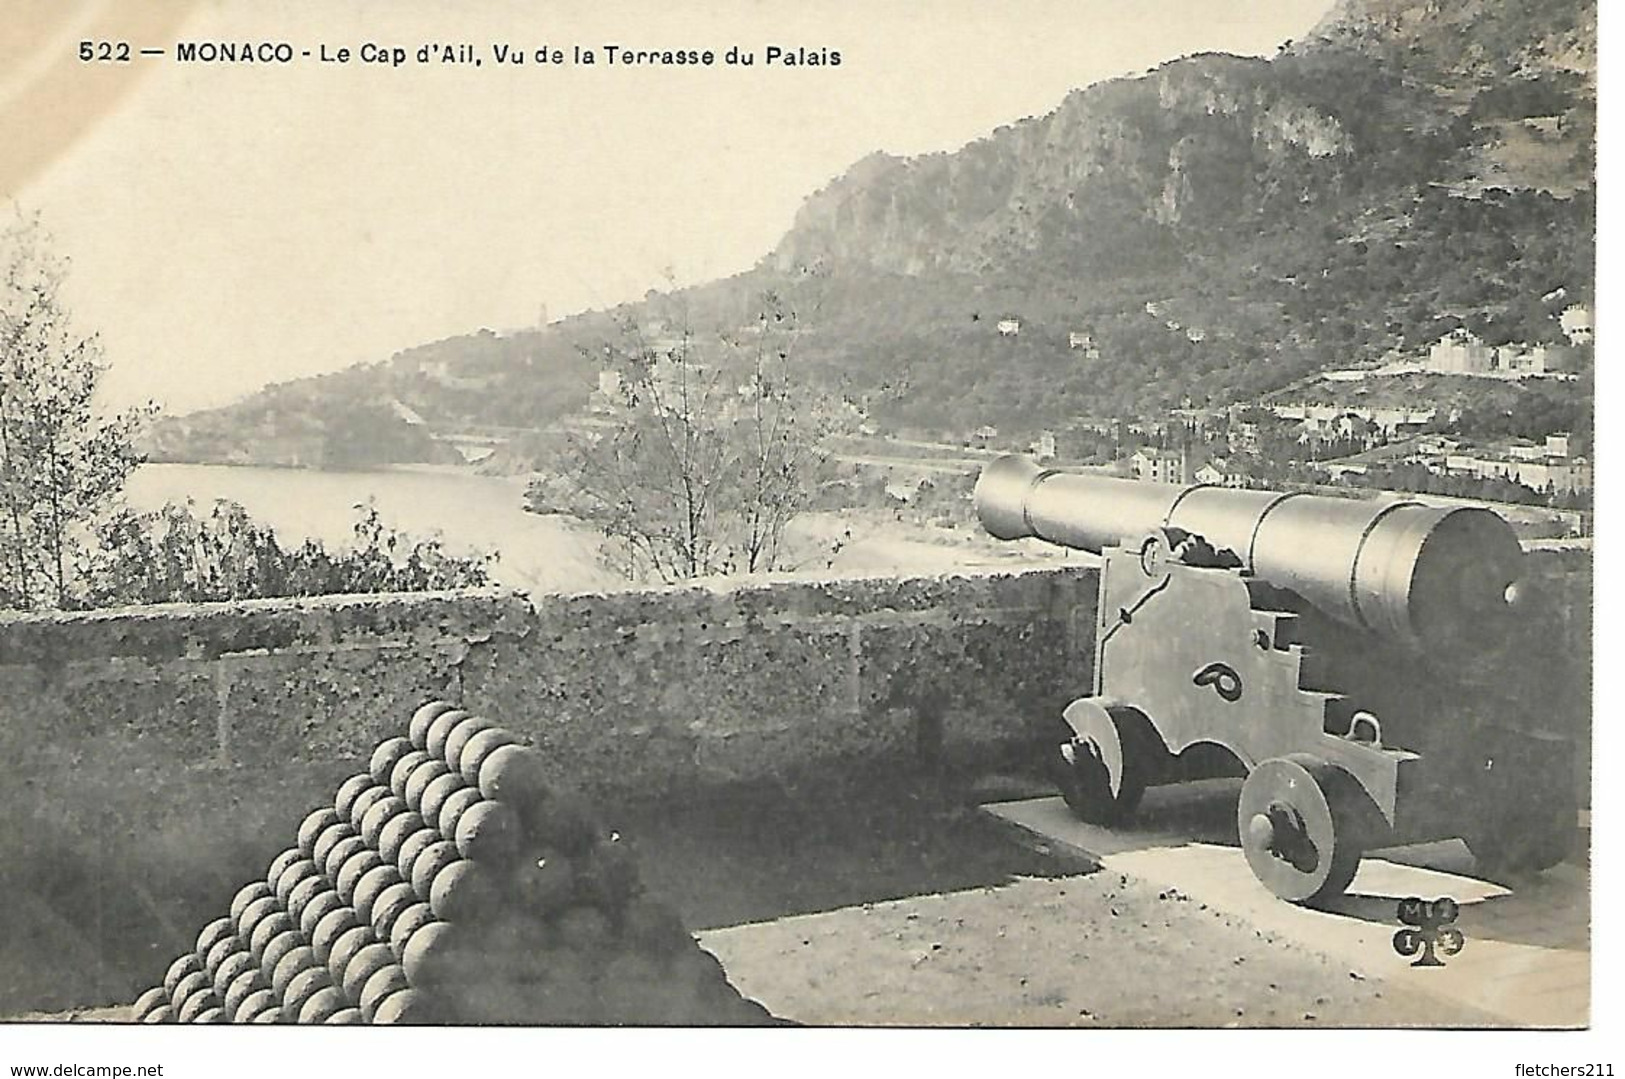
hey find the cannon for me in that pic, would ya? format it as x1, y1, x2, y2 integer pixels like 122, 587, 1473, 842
975, 455, 1575, 905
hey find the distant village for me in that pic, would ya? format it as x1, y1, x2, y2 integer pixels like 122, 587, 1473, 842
969, 299, 1593, 511
551, 296, 1594, 531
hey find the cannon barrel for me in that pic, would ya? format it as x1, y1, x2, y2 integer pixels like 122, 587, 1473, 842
974, 454, 1527, 653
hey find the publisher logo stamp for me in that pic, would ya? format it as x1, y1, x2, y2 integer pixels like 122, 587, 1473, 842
1393, 896, 1464, 967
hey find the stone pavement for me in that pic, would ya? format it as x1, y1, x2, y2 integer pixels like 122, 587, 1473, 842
982, 781, 1589, 1028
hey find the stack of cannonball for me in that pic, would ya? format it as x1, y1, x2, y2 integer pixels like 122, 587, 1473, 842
130, 700, 777, 1025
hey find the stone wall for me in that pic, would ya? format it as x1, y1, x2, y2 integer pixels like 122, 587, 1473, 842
0, 550, 1590, 1014
0, 567, 1095, 1012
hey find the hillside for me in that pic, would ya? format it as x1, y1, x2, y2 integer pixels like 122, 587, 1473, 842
150, 0, 1595, 465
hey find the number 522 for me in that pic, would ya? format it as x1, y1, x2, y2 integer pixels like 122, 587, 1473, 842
79, 41, 132, 62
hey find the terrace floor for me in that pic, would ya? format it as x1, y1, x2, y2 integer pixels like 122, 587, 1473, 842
19, 770, 1585, 1028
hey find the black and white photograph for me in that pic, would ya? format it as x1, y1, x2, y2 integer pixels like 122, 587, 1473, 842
0, 0, 1609, 1070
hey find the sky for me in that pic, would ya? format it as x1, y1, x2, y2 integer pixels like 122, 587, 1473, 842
7, 0, 1335, 415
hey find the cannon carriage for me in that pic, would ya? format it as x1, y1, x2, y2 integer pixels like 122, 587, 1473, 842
975, 455, 1575, 906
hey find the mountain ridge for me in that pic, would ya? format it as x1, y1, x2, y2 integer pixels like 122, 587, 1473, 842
149, 0, 1595, 466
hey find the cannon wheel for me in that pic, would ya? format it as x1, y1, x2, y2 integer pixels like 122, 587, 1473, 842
1238, 755, 1371, 906
1053, 700, 1159, 826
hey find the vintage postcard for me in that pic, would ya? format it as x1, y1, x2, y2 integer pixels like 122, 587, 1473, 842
0, 0, 1607, 1072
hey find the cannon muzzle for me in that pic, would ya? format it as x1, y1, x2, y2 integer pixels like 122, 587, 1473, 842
974, 454, 1527, 654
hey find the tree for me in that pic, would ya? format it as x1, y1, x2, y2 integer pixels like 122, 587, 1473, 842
80, 499, 494, 606
564, 289, 826, 583
0, 211, 153, 609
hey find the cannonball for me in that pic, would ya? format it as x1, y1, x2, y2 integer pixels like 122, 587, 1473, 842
369, 882, 420, 941
273, 859, 320, 908
578, 836, 643, 910
370, 987, 433, 1025
408, 841, 462, 900
394, 827, 443, 882
322, 836, 369, 881
474, 910, 553, 957
234, 897, 281, 945
387, 903, 437, 960
620, 898, 694, 958
457, 728, 519, 783
311, 821, 357, 872
401, 921, 457, 988
229, 881, 274, 924
299, 891, 348, 941
348, 784, 394, 831
441, 715, 495, 774
333, 773, 375, 820
555, 906, 612, 954
326, 926, 378, 985
522, 789, 600, 856
377, 810, 426, 864
170, 970, 209, 1009
249, 911, 294, 965
233, 988, 277, 1023
477, 744, 550, 806
265, 848, 303, 886
513, 853, 577, 913
132, 986, 167, 1022
297, 985, 348, 1025
191, 1007, 224, 1024
297, 807, 342, 857
310, 908, 362, 964
203, 936, 240, 982
424, 709, 470, 762
141, 1004, 173, 1024
418, 774, 467, 833
389, 750, 435, 799
409, 700, 459, 748
176, 986, 219, 1023
352, 864, 405, 925
402, 760, 450, 813
281, 967, 333, 1017
285, 875, 332, 923
428, 859, 499, 923
359, 964, 411, 1021
270, 945, 318, 999
335, 849, 385, 903
164, 953, 202, 997
340, 942, 397, 1002
360, 795, 409, 849
369, 736, 416, 786
325, 1007, 364, 1024
436, 787, 484, 842
195, 916, 236, 958
222, 968, 264, 1019
250, 1006, 283, 1024
260, 931, 305, 980
212, 951, 256, 998
453, 800, 520, 866
598, 954, 672, 1023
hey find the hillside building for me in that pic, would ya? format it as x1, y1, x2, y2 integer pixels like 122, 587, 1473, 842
1439, 434, 1591, 494
1068, 331, 1100, 358
1132, 446, 1188, 485
1496, 343, 1577, 375
1428, 329, 1496, 374
1561, 304, 1593, 345
1269, 403, 1434, 439
1425, 325, 1582, 378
